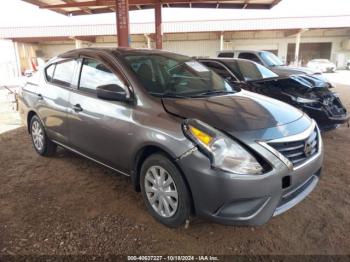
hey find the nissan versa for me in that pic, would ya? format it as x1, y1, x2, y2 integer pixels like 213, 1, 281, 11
19, 48, 324, 228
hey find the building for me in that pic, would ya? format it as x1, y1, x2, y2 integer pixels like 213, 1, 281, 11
0, 14, 350, 82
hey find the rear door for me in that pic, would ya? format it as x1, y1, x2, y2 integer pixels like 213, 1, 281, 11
36, 59, 78, 144
67, 54, 133, 172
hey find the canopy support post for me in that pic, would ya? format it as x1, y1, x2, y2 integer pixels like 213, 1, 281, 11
155, 1, 162, 49
116, 0, 130, 47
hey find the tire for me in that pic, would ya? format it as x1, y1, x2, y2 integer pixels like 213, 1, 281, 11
140, 153, 192, 228
29, 115, 57, 156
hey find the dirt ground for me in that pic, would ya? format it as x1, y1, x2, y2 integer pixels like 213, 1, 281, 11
0, 74, 350, 256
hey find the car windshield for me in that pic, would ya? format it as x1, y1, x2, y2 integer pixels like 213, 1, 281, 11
225, 59, 279, 82
122, 52, 235, 97
259, 52, 284, 67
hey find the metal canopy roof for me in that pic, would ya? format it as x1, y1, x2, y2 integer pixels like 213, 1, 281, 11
23, 0, 281, 15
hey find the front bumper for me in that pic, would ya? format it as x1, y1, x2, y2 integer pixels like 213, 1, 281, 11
301, 100, 349, 131
273, 170, 320, 216
177, 134, 324, 225
304, 107, 349, 130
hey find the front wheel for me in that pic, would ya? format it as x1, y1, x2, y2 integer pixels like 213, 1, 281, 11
140, 153, 192, 228
30, 115, 57, 156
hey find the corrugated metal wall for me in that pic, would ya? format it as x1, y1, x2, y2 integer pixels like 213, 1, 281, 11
1, 16, 350, 38
163, 40, 220, 57
5, 29, 350, 73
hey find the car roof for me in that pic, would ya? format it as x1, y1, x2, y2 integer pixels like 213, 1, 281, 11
217, 50, 265, 54
199, 57, 253, 64
58, 47, 186, 58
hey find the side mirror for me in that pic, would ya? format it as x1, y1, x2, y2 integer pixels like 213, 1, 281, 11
96, 84, 131, 102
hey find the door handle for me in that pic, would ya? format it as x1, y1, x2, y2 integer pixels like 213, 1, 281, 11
72, 104, 83, 112
37, 94, 43, 100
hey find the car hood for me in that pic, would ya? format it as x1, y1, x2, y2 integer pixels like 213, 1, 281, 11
162, 90, 304, 132
250, 74, 332, 93
289, 75, 331, 88
270, 66, 320, 76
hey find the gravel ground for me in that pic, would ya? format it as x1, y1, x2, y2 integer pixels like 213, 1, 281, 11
0, 74, 350, 256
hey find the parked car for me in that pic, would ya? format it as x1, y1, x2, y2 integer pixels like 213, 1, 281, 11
216, 50, 328, 80
19, 48, 323, 227
199, 58, 349, 131
346, 60, 350, 70
307, 59, 336, 73
198, 58, 350, 131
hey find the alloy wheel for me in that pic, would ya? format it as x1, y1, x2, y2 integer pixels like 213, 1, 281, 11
31, 120, 44, 151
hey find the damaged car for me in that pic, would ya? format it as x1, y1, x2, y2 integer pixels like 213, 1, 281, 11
19, 48, 323, 228
216, 50, 327, 80
199, 58, 349, 131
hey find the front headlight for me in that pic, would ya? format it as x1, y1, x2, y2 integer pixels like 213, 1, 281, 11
183, 119, 263, 175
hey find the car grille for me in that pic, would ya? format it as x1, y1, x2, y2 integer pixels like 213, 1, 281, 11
268, 129, 318, 166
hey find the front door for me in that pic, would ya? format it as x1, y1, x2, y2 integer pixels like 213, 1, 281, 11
67, 56, 133, 173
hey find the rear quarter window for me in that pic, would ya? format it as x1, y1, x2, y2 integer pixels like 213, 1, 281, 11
45, 64, 56, 82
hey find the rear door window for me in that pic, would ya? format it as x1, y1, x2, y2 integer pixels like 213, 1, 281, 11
238, 53, 262, 64
52, 60, 77, 88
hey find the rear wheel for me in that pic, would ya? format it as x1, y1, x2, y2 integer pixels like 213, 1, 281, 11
30, 115, 56, 156
140, 153, 191, 228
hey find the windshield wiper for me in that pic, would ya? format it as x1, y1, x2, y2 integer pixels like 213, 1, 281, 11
149, 92, 191, 99
150, 89, 236, 98
191, 90, 236, 97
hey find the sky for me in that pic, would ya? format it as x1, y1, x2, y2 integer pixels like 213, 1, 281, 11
0, 0, 349, 27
